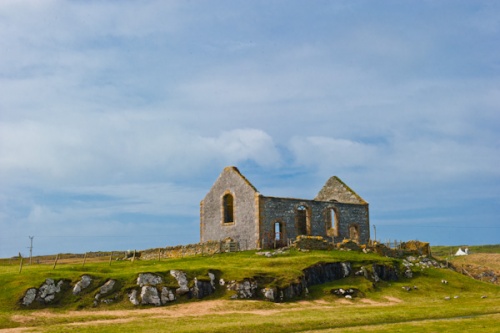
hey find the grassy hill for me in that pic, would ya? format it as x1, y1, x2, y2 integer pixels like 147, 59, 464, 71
0, 247, 499, 332
431, 244, 500, 257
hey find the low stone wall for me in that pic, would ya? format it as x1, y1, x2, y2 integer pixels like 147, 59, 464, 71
140, 241, 225, 260
292, 236, 333, 251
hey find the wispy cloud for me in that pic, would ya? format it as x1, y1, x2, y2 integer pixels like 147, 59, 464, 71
1, 0, 499, 256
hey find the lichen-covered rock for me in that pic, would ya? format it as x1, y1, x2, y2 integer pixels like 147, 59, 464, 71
36, 279, 65, 303
141, 286, 161, 306
227, 279, 258, 299
208, 272, 215, 288
99, 280, 116, 295
137, 273, 162, 287
38, 279, 58, 300
22, 288, 37, 306
170, 270, 189, 295
128, 289, 140, 305
73, 275, 92, 295
161, 287, 176, 303
262, 288, 276, 301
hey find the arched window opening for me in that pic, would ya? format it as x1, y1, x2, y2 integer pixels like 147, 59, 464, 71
223, 193, 234, 223
327, 208, 338, 236
296, 205, 309, 235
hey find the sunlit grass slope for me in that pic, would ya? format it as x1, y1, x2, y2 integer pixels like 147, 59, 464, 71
0, 247, 499, 332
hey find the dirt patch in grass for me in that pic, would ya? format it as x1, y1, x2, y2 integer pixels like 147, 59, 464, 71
7, 298, 411, 330
383, 296, 403, 303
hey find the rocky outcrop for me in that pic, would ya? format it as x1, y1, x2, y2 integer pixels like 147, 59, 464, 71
94, 279, 117, 306
190, 278, 215, 299
22, 288, 38, 306
73, 275, 92, 295
265, 262, 352, 302
127, 271, 217, 305
161, 287, 176, 303
170, 270, 189, 296
129, 272, 176, 306
304, 262, 351, 286
38, 279, 65, 303
140, 286, 161, 306
372, 264, 399, 282
227, 279, 259, 299
128, 289, 140, 305
20, 261, 407, 308
21, 279, 68, 306
137, 273, 162, 287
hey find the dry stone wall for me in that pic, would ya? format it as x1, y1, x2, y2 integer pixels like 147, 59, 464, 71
140, 241, 224, 260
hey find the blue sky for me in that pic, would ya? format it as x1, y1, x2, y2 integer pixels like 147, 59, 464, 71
1, 0, 499, 257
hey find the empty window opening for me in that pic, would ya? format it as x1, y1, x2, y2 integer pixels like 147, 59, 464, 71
274, 222, 282, 241
223, 193, 234, 223
328, 208, 338, 234
349, 225, 359, 243
296, 205, 309, 235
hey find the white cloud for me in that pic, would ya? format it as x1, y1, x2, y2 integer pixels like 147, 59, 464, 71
1, 1, 500, 256
290, 136, 379, 170
202, 129, 282, 168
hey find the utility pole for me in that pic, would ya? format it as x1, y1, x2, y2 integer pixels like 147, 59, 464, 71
28, 236, 34, 265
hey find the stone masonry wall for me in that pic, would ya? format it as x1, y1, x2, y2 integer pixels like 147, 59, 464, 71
259, 196, 369, 248
334, 203, 370, 244
200, 167, 258, 250
141, 241, 224, 260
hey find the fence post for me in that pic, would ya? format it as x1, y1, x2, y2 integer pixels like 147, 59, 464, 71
19, 257, 24, 273
53, 254, 59, 270
83, 252, 87, 267
158, 249, 161, 262
132, 250, 136, 263
109, 252, 113, 266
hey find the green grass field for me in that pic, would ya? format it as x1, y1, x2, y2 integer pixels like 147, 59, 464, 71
0, 247, 499, 332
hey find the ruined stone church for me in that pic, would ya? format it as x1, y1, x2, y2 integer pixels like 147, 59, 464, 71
200, 166, 369, 250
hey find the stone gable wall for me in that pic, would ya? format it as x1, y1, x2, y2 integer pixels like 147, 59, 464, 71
315, 177, 366, 204
200, 168, 258, 250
